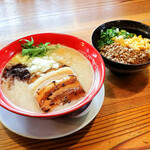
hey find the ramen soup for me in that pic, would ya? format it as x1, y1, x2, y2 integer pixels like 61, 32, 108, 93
1, 39, 93, 113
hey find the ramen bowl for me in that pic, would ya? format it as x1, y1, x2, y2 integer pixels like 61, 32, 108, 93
0, 33, 105, 118
92, 20, 150, 74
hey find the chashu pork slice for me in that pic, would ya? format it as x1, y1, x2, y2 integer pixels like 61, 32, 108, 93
30, 67, 85, 112
31, 67, 75, 92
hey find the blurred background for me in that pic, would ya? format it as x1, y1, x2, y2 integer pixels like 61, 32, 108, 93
1, 0, 150, 47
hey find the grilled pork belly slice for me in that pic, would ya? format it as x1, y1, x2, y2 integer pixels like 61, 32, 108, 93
31, 67, 74, 92
30, 67, 85, 112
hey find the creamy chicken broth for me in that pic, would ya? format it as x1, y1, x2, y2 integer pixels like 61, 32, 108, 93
1, 45, 93, 113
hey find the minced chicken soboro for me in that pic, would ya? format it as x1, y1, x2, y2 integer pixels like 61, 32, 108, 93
98, 27, 150, 64
1, 45, 93, 113
100, 43, 150, 64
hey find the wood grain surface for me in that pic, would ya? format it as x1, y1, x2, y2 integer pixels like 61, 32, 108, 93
0, 0, 150, 150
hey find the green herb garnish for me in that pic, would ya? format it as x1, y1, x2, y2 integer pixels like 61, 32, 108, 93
97, 27, 135, 48
19, 37, 51, 57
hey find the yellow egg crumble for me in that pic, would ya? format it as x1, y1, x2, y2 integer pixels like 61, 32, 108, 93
113, 35, 150, 51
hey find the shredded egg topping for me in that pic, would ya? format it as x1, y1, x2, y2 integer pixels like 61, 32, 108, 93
113, 35, 150, 51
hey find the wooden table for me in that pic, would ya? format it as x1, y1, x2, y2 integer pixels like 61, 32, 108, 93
0, 0, 150, 149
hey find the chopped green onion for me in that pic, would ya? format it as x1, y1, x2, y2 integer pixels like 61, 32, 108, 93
97, 27, 135, 48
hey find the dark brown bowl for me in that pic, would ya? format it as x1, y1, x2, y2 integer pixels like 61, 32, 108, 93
92, 20, 150, 74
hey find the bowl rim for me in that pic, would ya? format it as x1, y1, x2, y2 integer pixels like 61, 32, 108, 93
91, 19, 150, 67
0, 32, 105, 118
